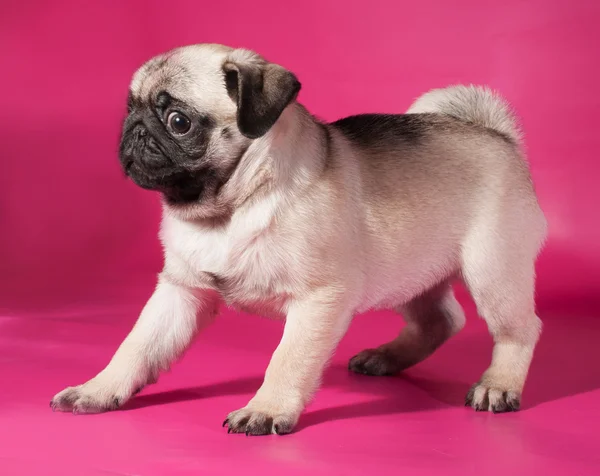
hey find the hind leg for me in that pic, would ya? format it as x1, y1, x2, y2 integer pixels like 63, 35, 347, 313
349, 283, 465, 376
462, 228, 543, 412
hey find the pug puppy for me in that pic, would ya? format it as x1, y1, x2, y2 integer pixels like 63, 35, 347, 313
51, 44, 547, 435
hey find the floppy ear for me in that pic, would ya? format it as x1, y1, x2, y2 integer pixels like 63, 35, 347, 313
223, 59, 301, 139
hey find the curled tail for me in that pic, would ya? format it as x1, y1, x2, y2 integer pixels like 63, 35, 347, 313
407, 85, 522, 143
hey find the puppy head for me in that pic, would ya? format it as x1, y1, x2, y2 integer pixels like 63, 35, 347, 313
119, 44, 301, 209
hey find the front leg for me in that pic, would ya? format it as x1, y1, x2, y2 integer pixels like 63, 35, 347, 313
224, 289, 353, 435
51, 278, 218, 413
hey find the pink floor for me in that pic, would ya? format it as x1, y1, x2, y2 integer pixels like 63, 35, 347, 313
2, 289, 599, 475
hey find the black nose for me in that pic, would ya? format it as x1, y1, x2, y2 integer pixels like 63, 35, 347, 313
120, 123, 168, 170
120, 123, 146, 159
133, 123, 147, 139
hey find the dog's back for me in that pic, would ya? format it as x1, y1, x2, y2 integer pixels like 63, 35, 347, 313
327, 86, 545, 312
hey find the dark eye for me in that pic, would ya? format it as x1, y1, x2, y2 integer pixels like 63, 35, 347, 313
167, 111, 191, 135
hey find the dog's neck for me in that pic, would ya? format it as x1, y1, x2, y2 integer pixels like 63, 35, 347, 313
165, 103, 326, 225
230, 103, 325, 201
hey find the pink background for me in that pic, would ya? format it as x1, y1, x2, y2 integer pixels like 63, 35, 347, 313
1, 1, 599, 475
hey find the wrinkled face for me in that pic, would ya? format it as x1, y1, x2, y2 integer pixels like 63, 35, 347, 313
119, 44, 301, 208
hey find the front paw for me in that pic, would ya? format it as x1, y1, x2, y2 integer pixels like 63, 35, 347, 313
50, 380, 129, 414
223, 404, 299, 436
465, 382, 521, 413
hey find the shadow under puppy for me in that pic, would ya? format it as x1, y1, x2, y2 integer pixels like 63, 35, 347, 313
51, 44, 547, 435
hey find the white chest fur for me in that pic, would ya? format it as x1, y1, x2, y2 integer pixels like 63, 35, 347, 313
160, 194, 297, 314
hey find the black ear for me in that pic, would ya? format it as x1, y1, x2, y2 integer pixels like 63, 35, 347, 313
223, 60, 301, 139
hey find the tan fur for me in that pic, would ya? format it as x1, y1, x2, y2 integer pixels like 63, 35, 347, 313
52, 44, 547, 431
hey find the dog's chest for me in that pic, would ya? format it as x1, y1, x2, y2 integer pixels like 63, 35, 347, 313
162, 214, 293, 314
